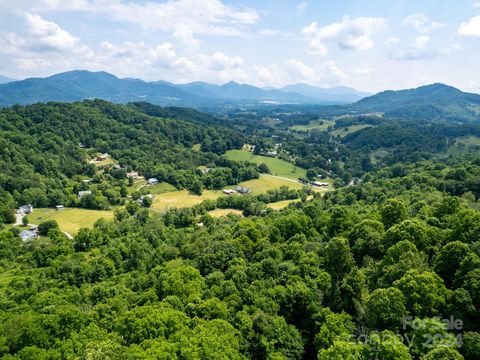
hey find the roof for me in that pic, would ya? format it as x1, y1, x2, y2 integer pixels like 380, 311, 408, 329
19, 230, 37, 242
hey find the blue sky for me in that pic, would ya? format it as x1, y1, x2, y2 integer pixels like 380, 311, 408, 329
0, 0, 479, 92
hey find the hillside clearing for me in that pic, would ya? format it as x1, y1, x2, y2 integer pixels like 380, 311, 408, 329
150, 175, 310, 213
208, 209, 243, 218
28, 208, 114, 235
291, 119, 335, 131
225, 149, 306, 180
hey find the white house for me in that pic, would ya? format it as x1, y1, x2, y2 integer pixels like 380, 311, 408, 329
127, 171, 140, 179
78, 190, 92, 198
56, 205, 65, 211
223, 189, 236, 195
18, 204, 33, 214
312, 181, 329, 187
96, 153, 110, 161
147, 178, 159, 185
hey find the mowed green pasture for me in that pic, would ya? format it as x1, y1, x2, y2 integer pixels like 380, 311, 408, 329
208, 209, 243, 218
225, 149, 306, 180
151, 175, 307, 213
28, 208, 114, 235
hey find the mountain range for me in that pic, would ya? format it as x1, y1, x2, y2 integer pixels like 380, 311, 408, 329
0, 70, 368, 107
0, 70, 479, 122
0, 75, 15, 84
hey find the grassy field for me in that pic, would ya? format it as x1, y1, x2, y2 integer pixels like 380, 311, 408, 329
151, 175, 308, 213
225, 149, 306, 180
330, 124, 373, 137
291, 119, 335, 131
147, 182, 177, 194
267, 199, 301, 210
455, 136, 480, 147
90, 158, 116, 168
237, 175, 304, 192
151, 190, 221, 213
208, 209, 243, 218
28, 208, 114, 235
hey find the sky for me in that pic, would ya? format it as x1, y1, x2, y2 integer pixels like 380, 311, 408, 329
0, 0, 480, 92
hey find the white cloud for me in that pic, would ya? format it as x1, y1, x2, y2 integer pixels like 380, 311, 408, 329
285, 59, 315, 80
296, 2, 307, 13
32, 0, 259, 46
413, 35, 430, 49
319, 60, 347, 85
252, 59, 348, 87
205, 51, 244, 71
100, 41, 194, 71
384, 37, 400, 47
0, 12, 93, 69
353, 67, 374, 75
401, 13, 445, 33
254, 64, 284, 87
474, 0, 480, 7
258, 28, 281, 36
302, 15, 385, 55
458, 16, 480, 37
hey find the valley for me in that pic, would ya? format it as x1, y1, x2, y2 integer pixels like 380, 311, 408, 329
1, 79, 480, 360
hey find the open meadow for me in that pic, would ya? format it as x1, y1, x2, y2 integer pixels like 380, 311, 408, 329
225, 149, 307, 180
150, 174, 309, 213
28, 208, 114, 235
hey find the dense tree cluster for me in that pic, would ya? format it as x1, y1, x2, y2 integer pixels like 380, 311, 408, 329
1, 156, 479, 359
0, 101, 250, 214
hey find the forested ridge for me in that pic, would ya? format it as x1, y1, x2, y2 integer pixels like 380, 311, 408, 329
0, 100, 256, 219
1, 156, 480, 358
0, 100, 480, 359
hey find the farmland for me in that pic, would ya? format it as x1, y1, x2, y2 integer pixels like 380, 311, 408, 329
150, 175, 309, 213
225, 149, 307, 180
28, 208, 115, 235
290, 119, 335, 131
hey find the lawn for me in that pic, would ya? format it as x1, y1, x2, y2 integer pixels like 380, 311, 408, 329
150, 175, 309, 213
267, 199, 301, 210
225, 149, 307, 180
147, 182, 177, 195
208, 209, 243, 218
291, 119, 335, 131
28, 208, 114, 235
151, 190, 221, 213
237, 175, 305, 193
90, 158, 115, 168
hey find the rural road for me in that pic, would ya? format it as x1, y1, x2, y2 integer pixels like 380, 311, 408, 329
263, 174, 302, 184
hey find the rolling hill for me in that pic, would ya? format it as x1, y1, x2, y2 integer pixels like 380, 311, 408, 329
352, 83, 480, 122
0, 70, 198, 106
